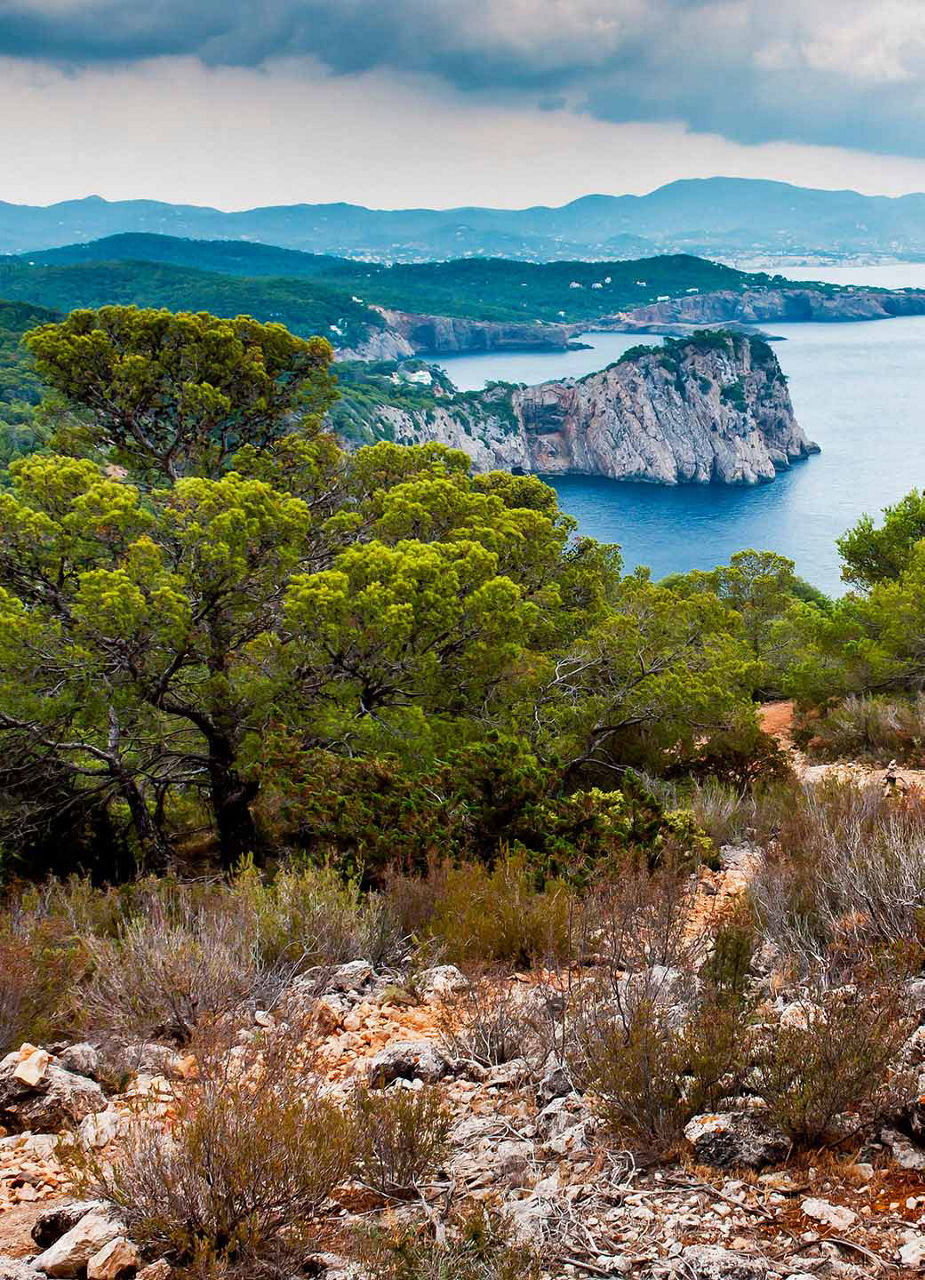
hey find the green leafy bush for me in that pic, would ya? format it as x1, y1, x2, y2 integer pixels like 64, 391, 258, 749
257, 738, 712, 887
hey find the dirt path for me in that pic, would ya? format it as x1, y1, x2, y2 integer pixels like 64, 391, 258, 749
760, 698, 925, 791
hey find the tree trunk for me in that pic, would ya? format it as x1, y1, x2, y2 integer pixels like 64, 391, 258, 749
209, 752, 260, 870
118, 774, 173, 874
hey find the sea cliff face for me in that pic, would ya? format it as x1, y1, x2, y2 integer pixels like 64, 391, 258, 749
370, 308, 572, 354
620, 286, 925, 329
355, 333, 818, 486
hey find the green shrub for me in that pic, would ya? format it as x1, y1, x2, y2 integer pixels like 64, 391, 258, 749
572, 987, 750, 1149
752, 981, 912, 1146
426, 852, 574, 967
255, 737, 712, 888
351, 1086, 451, 1197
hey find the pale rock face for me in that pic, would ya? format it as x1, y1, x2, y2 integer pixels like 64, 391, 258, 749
623, 286, 925, 327
337, 328, 415, 362
86, 1237, 140, 1280
353, 335, 817, 486
417, 965, 469, 1001
55, 1044, 101, 1080
0, 1050, 108, 1133
0, 1258, 43, 1280
366, 1040, 450, 1086
134, 1262, 172, 1280
899, 1232, 925, 1269
12, 1049, 49, 1089
32, 1210, 124, 1278
513, 339, 815, 485
376, 309, 570, 356
78, 1104, 123, 1150
31, 1200, 107, 1249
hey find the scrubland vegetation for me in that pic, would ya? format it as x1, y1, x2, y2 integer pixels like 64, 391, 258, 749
4, 302, 925, 1278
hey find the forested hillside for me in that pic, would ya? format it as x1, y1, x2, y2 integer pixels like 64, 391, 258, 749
8, 239, 774, 324
0, 299, 59, 464
0, 259, 382, 347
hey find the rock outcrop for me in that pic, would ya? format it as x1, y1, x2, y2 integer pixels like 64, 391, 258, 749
620, 285, 925, 329
374, 308, 572, 355
374, 332, 818, 486
0, 1047, 107, 1134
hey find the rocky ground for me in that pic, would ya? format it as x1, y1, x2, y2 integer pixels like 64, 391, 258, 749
4, 856, 925, 1280
2, 721, 924, 1280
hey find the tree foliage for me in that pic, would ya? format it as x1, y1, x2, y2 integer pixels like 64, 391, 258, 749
0, 305, 779, 878
25, 306, 337, 481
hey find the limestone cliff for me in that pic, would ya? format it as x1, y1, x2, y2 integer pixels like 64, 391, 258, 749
352, 333, 818, 486
620, 286, 925, 329
373, 308, 572, 354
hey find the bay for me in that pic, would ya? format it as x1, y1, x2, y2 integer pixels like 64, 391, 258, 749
435, 292, 925, 595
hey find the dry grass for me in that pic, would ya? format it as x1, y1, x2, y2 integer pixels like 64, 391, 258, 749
436, 973, 561, 1069
751, 779, 925, 970
803, 693, 925, 765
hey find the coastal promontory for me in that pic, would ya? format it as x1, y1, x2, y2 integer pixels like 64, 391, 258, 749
338, 331, 818, 486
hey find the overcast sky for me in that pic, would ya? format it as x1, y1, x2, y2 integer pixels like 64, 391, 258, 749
5, 0, 925, 209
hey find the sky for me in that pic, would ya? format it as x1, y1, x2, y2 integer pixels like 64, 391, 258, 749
5, 0, 925, 209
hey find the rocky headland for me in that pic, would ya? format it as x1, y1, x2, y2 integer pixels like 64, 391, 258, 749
616, 285, 925, 331
362, 332, 818, 486
341, 307, 574, 360
337, 284, 925, 361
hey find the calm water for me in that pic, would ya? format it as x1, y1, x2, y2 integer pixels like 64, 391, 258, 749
435, 286, 925, 595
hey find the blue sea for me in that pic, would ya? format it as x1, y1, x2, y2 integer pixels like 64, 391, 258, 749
435, 267, 925, 595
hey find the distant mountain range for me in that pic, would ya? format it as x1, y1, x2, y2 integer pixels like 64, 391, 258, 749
5, 178, 925, 262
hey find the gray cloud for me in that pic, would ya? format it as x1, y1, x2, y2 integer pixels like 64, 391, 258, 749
3, 0, 925, 157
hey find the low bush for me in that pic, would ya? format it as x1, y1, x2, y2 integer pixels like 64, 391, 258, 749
425, 851, 574, 967
351, 1086, 451, 1197
0, 865, 405, 1048
437, 975, 560, 1068
571, 984, 750, 1149
76, 1033, 357, 1278
702, 905, 757, 1001
0, 914, 82, 1051
751, 779, 925, 969
752, 980, 912, 1146
798, 693, 925, 765
356, 1204, 541, 1280
645, 773, 799, 851
591, 857, 703, 974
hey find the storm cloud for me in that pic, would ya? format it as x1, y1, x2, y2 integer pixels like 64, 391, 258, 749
3, 0, 925, 157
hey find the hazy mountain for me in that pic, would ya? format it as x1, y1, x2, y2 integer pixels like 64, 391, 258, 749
5, 179, 925, 261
